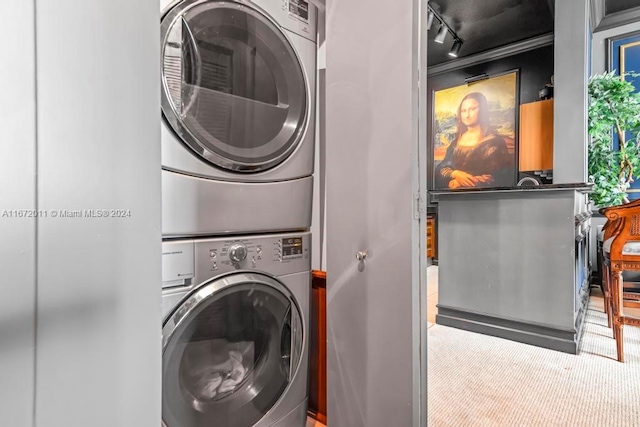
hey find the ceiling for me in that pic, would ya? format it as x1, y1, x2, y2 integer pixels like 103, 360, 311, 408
427, 0, 554, 67
606, 0, 640, 15
427, 0, 640, 67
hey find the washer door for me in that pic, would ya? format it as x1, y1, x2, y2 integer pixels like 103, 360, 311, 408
161, 0, 308, 173
162, 272, 303, 427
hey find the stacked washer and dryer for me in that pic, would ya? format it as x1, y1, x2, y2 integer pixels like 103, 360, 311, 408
159, 0, 317, 426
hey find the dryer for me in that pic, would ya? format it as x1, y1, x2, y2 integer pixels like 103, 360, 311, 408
160, 0, 317, 237
161, 231, 311, 427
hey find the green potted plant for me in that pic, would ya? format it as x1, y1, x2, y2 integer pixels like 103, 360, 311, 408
588, 71, 640, 207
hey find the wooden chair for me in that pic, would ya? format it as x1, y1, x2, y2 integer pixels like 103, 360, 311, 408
599, 208, 616, 327
601, 200, 640, 362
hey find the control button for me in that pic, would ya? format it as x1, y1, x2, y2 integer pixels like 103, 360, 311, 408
251, 257, 256, 267
256, 247, 262, 254
212, 262, 218, 270
210, 250, 216, 259
229, 242, 248, 263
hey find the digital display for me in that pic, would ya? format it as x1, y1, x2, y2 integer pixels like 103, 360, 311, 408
283, 246, 303, 257
289, 0, 309, 21
282, 237, 303, 260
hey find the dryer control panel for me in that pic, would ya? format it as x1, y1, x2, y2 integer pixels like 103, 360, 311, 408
209, 233, 309, 273
162, 232, 311, 288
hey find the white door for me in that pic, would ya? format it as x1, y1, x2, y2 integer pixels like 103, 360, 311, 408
325, 0, 427, 425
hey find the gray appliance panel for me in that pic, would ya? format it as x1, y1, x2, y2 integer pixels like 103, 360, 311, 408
161, 171, 313, 237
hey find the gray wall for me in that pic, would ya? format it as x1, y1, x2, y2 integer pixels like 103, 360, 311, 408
592, 18, 640, 74
553, 0, 590, 184
0, 2, 36, 425
0, 1, 161, 425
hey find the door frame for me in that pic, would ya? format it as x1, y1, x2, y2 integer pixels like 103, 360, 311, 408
412, 0, 429, 425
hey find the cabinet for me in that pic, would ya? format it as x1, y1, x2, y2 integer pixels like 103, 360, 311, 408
434, 186, 591, 354
519, 99, 554, 171
308, 270, 327, 424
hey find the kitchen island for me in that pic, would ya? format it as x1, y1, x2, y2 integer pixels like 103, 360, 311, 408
432, 184, 592, 354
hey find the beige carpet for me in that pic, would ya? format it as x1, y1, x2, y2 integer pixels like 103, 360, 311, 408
427, 298, 640, 426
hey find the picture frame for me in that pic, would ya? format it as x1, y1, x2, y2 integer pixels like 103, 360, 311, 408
609, 31, 640, 199
431, 70, 519, 191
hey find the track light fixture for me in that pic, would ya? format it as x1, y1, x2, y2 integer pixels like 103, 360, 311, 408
427, 11, 435, 30
449, 40, 462, 57
428, 4, 464, 58
434, 24, 448, 44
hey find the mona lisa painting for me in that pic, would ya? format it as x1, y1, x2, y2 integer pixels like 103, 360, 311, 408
432, 71, 518, 190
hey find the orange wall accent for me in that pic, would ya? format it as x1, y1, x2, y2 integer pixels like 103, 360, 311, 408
519, 99, 554, 171
309, 270, 327, 424
427, 215, 436, 258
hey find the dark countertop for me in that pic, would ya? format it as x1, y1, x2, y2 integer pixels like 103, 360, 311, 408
430, 182, 592, 196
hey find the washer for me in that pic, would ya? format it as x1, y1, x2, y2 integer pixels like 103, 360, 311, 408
160, 0, 317, 237
161, 231, 310, 427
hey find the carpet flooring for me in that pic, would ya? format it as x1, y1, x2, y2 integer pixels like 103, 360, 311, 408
427, 297, 640, 426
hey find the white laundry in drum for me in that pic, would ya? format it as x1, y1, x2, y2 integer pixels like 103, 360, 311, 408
185, 339, 255, 402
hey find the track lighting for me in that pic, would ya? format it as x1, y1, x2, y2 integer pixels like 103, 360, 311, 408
427, 11, 435, 30
434, 24, 448, 44
448, 40, 462, 57
428, 4, 464, 58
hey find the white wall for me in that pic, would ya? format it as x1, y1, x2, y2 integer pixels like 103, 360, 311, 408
0, 2, 36, 425
2, 1, 162, 426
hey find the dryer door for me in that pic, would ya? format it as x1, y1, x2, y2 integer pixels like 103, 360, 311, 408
162, 272, 303, 427
161, 0, 308, 173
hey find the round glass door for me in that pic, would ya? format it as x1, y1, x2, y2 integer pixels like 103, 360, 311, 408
162, 273, 303, 427
161, 0, 308, 172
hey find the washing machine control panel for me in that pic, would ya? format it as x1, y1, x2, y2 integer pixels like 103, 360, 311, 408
281, 237, 303, 260
162, 240, 195, 288
185, 232, 311, 279
228, 242, 248, 263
